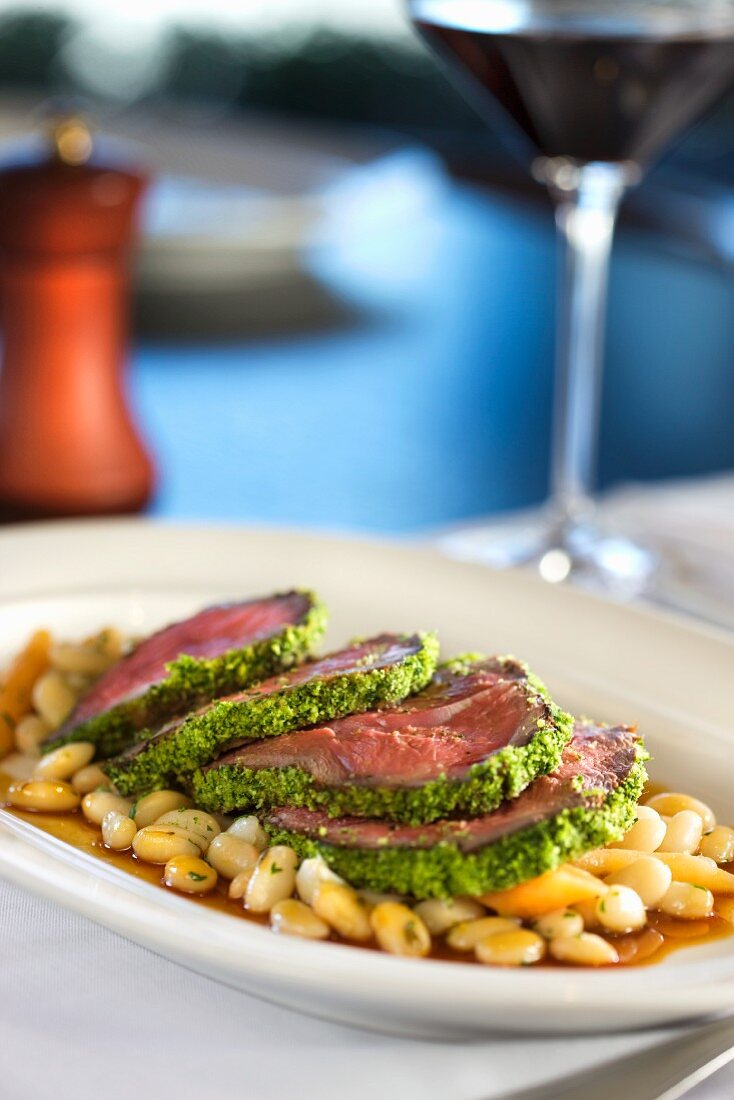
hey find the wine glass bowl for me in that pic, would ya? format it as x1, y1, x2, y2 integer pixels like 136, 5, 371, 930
409, 0, 734, 593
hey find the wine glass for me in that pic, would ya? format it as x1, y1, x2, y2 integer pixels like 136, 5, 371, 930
408, 0, 734, 593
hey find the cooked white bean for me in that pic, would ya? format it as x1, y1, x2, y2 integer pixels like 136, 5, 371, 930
206, 834, 260, 880
413, 897, 486, 936
33, 741, 94, 782
606, 856, 673, 908
658, 881, 714, 920
31, 671, 76, 729
244, 846, 298, 913
49, 642, 113, 677
270, 899, 331, 940
132, 825, 200, 864
6, 779, 80, 812
295, 856, 345, 905
446, 916, 519, 952
14, 715, 50, 756
595, 885, 647, 933
228, 868, 255, 900
312, 881, 372, 942
71, 763, 111, 794
571, 898, 603, 931
81, 791, 132, 826
475, 929, 546, 966
133, 789, 192, 829
613, 806, 667, 853
658, 810, 704, 855
533, 908, 584, 941
700, 826, 734, 865
550, 933, 619, 966
101, 810, 137, 850
0, 752, 37, 781
227, 815, 267, 850
645, 792, 716, 832
154, 808, 220, 852
575, 849, 734, 892
371, 903, 431, 957
164, 855, 217, 895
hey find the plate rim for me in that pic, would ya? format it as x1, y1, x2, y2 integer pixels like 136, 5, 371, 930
2, 517, 734, 1034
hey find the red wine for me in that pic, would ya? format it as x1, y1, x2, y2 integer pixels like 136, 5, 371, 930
411, 0, 734, 165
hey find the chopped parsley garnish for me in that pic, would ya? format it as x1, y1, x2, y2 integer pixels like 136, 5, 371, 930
404, 920, 420, 945
188, 871, 207, 882
270, 862, 283, 875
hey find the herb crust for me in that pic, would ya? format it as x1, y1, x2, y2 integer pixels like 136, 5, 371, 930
105, 632, 440, 796
45, 592, 328, 760
190, 666, 573, 825
263, 754, 648, 899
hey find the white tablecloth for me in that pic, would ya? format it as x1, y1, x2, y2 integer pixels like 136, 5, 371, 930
1, 880, 730, 1100
4, 477, 734, 1100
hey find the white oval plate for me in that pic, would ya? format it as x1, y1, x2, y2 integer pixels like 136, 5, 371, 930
1, 519, 733, 1038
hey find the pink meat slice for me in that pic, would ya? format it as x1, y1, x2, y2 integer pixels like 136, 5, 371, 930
208, 658, 544, 787
65, 591, 313, 726
266, 723, 639, 853
119, 633, 426, 759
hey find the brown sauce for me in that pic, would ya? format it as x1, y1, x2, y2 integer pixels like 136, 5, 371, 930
2, 770, 732, 968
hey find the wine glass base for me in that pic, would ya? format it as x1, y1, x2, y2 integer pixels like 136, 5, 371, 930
437, 509, 658, 599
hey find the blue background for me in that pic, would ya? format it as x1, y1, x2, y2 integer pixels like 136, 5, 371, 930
132, 176, 734, 532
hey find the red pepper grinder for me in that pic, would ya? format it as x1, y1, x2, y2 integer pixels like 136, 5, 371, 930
0, 115, 155, 520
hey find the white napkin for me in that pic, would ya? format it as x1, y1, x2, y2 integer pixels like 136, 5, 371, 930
0, 879, 731, 1100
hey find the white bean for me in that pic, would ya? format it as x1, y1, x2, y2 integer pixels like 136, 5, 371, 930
312, 881, 373, 942
206, 834, 260, 880
101, 810, 137, 850
71, 763, 111, 795
606, 856, 673, 909
270, 899, 331, 940
6, 779, 80, 812
475, 929, 546, 966
227, 815, 268, 850
31, 671, 76, 729
550, 933, 619, 966
700, 827, 734, 865
33, 741, 94, 782
154, 808, 220, 852
164, 855, 217, 894
658, 810, 704, 855
49, 642, 114, 677
645, 792, 716, 832
295, 856, 345, 905
413, 897, 485, 936
81, 791, 132, 826
658, 881, 714, 920
14, 715, 50, 756
132, 789, 192, 829
244, 846, 298, 913
0, 752, 37, 781
446, 917, 519, 952
595, 885, 647, 933
371, 903, 431, 957
533, 908, 584, 941
132, 825, 201, 864
228, 869, 255, 900
613, 805, 667, 852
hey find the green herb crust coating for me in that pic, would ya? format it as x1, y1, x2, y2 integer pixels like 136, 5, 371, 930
263, 755, 647, 900
46, 593, 328, 760
104, 632, 440, 796
190, 665, 573, 825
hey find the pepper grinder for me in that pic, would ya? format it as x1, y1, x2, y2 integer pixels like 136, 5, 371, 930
0, 115, 154, 519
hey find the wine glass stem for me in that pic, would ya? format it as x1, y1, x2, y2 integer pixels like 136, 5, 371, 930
548, 163, 628, 537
